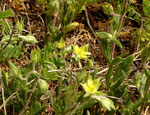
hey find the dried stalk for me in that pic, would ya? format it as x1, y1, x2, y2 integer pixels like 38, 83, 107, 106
85, 7, 96, 37
111, 0, 129, 60
19, 63, 41, 115
0, 92, 16, 110
140, 80, 150, 115
0, 65, 7, 115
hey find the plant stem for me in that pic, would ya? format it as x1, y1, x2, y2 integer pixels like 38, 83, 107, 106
140, 80, 150, 115
111, 0, 129, 60
0, 26, 15, 52
85, 7, 96, 37
19, 63, 41, 115
0, 92, 16, 110
0, 65, 7, 115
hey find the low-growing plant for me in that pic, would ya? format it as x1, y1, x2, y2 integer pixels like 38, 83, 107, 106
0, 0, 150, 115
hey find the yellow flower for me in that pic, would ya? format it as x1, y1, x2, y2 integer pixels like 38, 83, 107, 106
80, 77, 100, 94
73, 44, 91, 59
57, 39, 65, 49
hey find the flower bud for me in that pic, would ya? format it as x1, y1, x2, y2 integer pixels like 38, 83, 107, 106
38, 79, 49, 93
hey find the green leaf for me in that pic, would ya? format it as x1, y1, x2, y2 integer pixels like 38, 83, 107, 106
1, 69, 7, 87
145, 68, 150, 80
106, 65, 113, 87
2, 45, 21, 61
112, 55, 134, 82
36, 0, 45, 4
111, 71, 126, 90
30, 101, 48, 115
77, 69, 87, 83
111, 38, 122, 49
30, 48, 41, 63
101, 39, 111, 63
8, 61, 24, 80
64, 11, 73, 26
141, 46, 150, 63
49, 91, 55, 107
143, 0, 150, 17
86, 59, 93, 69
93, 68, 98, 79
111, 56, 122, 66
16, 19, 24, 33
0, 20, 5, 26
51, 32, 64, 43
1, 35, 19, 42
96, 32, 113, 39
87, 110, 90, 115
42, 68, 58, 81
132, 71, 143, 88
112, 85, 127, 97
65, 84, 75, 104
16, 92, 21, 102
0, 10, 13, 19
32, 105, 48, 115
132, 97, 142, 110
18, 34, 38, 43
77, 99, 97, 110
106, 57, 122, 86
92, 95, 115, 111
63, 22, 79, 33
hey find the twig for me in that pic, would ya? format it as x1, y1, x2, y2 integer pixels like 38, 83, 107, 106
140, 80, 150, 115
25, 62, 35, 80
111, 0, 129, 60
0, 26, 15, 52
1, 84, 7, 115
0, 92, 16, 110
70, 102, 81, 115
48, 69, 63, 73
84, 7, 96, 37
53, 0, 64, 27
22, 3, 32, 34
19, 63, 41, 115
97, 68, 109, 75
144, 106, 149, 115
24, 62, 35, 101
0, 65, 7, 115
53, 9, 59, 27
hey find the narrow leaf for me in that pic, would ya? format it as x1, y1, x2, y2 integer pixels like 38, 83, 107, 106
77, 69, 87, 83
0, 10, 13, 19
51, 32, 64, 43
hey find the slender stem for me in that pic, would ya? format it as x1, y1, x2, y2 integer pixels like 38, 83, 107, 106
70, 102, 81, 115
140, 80, 150, 115
85, 7, 96, 37
144, 106, 149, 115
19, 63, 41, 115
0, 65, 7, 115
73, 0, 86, 20
111, 0, 129, 60
53, 0, 64, 27
23, 3, 32, 34
0, 26, 15, 52
0, 92, 16, 110
1, 85, 7, 115
25, 62, 35, 101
